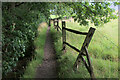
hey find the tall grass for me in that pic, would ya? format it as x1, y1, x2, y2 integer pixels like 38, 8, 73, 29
22, 25, 47, 78
53, 19, 118, 78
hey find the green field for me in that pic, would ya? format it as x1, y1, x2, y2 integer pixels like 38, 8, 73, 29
52, 19, 118, 78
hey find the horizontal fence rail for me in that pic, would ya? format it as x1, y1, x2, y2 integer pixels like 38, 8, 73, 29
63, 27, 88, 35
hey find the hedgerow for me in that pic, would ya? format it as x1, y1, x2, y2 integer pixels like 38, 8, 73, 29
2, 2, 50, 76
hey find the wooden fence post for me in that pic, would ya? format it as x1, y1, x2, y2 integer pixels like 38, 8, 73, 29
57, 19, 59, 31
85, 47, 95, 79
49, 19, 51, 26
62, 21, 66, 53
53, 19, 55, 28
57, 18, 59, 27
81, 27, 96, 50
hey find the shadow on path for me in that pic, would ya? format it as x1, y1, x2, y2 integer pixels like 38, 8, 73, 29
35, 26, 58, 78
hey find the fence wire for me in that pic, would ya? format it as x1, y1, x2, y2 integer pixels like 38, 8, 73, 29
97, 30, 118, 48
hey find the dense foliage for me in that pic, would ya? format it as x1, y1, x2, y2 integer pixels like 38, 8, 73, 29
71, 2, 117, 26
2, 2, 118, 77
51, 2, 118, 26
2, 2, 50, 76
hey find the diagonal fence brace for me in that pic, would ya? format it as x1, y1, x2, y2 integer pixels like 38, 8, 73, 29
73, 27, 96, 80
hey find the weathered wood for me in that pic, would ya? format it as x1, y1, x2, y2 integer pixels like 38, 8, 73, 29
73, 27, 95, 61
80, 54, 96, 80
54, 20, 59, 31
57, 20, 59, 31
52, 18, 61, 31
52, 18, 95, 79
85, 47, 95, 79
73, 51, 84, 71
54, 21, 58, 29
57, 20, 59, 26
80, 55, 90, 73
63, 27, 88, 35
85, 47, 92, 68
81, 27, 96, 53
57, 26, 62, 31
73, 58, 81, 71
73, 51, 88, 70
62, 21, 66, 53
64, 42, 80, 53
53, 19, 55, 27
73, 27, 96, 79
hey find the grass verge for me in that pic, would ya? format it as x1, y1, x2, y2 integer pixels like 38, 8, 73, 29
22, 25, 47, 78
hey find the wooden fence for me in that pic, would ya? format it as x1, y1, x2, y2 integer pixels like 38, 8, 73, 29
49, 18, 61, 31
49, 19, 96, 80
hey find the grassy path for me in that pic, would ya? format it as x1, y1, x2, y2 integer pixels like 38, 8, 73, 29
35, 26, 58, 78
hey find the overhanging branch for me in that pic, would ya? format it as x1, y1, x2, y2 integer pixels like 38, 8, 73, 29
15, 2, 24, 7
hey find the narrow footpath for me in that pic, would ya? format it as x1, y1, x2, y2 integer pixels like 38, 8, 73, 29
35, 26, 58, 78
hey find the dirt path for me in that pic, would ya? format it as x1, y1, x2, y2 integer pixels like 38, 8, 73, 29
35, 26, 58, 78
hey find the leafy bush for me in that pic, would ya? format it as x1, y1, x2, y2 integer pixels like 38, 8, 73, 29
2, 2, 49, 76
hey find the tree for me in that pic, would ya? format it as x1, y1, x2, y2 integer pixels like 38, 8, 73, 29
51, 2, 118, 26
